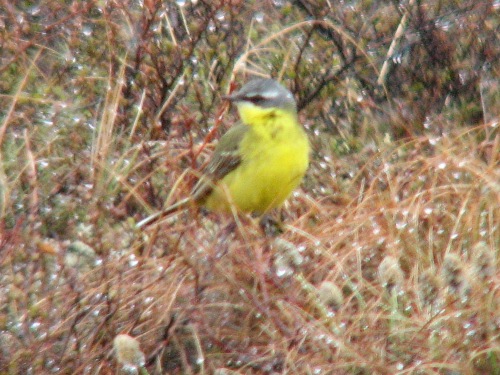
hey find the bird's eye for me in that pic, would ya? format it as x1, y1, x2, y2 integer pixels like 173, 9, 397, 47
246, 95, 265, 104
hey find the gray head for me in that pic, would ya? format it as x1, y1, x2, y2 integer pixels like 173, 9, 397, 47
225, 78, 296, 111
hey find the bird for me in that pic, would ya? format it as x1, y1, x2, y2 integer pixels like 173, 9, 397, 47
136, 78, 310, 228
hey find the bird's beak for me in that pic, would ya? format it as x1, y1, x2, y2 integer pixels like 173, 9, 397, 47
222, 92, 240, 102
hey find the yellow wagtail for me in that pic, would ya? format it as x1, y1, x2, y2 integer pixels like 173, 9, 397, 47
136, 78, 310, 228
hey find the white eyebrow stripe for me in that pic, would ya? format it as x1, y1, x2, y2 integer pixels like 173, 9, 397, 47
263, 89, 280, 98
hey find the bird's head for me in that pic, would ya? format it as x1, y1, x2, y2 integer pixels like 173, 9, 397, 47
224, 78, 297, 125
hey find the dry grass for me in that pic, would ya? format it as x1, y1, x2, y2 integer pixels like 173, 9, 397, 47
0, 1, 498, 374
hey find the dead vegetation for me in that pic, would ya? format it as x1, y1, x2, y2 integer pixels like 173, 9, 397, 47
0, 0, 498, 374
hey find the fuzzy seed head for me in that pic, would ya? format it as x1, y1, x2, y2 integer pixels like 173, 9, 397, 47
378, 256, 404, 293
418, 268, 442, 308
317, 281, 344, 310
441, 253, 471, 301
113, 334, 145, 369
441, 253, 464, 290
472, 241, 495, 281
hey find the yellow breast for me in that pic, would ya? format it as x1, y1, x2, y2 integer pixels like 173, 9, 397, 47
204, 107, 309, 214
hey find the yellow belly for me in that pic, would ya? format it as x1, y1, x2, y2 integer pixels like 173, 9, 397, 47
203, 113, 309, 214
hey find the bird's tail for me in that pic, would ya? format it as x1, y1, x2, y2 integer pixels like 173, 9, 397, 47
135, 197, 192, 229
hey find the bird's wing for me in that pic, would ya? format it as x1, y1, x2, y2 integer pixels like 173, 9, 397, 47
193, 124, 249, 203
136, 124, 249, 228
